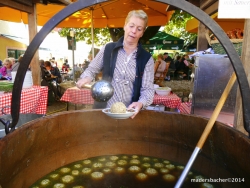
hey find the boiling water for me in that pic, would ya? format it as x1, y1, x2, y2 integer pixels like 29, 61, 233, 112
31, 154, 218, 188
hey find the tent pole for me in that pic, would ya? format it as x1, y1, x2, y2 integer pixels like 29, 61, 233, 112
70, 30, 75, 82
91, 7, 94, 60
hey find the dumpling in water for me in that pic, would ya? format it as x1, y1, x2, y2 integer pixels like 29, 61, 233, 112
110, 102, 126, 113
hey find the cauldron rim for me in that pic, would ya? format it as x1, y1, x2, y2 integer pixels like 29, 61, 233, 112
0, 110, 250, 188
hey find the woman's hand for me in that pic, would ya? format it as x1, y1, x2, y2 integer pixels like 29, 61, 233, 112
128, 102, 143, 119
76, 77, 92, 89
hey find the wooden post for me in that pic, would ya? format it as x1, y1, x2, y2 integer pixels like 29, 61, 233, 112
234, 19, 250, 135
197, 22, 208, 51
28, 4, 40, 86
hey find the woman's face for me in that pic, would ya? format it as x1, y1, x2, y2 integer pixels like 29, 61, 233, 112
4, 61, 11, 69
45, 66, 51, 71
123, 16, 145, 45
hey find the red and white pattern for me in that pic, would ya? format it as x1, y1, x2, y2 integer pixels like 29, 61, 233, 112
153, 93, 182, 109
0, 86, 48, 115
35, 86, 49, 114
178, 102, 192, 114
60, 86, 94, 105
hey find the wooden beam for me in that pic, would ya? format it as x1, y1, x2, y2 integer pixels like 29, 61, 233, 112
28, 4, 40, 86
197, 22, 208, 51
1, 0, 33, 13
12, 0, 33, 6
203, 1, 218, 15
200, 0, 218, 9
57, 0, 72, 5
234, 19, 250, 135
188, 0, 200, 7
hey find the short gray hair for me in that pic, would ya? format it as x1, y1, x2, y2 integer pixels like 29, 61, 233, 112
125, 10, 148, 30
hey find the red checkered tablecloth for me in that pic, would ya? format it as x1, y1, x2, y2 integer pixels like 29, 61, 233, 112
153, 93, 182, 109
0, 86, 48, 115
60, 86, 94, 104
178, 102, 192, 114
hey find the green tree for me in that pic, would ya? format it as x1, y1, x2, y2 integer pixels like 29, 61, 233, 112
164, 10, 197, 46
58, 26, 160, 46
58, 28, 111, 46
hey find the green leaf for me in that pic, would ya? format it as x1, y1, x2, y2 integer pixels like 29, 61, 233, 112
58, 28, 112, 46
164, 10, 197, 46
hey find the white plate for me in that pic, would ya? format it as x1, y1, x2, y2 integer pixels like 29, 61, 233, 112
102, 108, 137, 119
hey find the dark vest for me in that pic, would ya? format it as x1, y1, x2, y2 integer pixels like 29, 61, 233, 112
93, 37, 151, 109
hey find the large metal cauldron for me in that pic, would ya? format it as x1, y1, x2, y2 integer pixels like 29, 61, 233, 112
0, 110, 249, 188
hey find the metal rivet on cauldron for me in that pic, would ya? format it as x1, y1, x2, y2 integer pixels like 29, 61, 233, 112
91, 80, 114, 102
26, 159, 30, 167
65, 141, 70, 147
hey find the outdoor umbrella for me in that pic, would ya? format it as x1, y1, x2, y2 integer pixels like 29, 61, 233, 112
0, 0, 174, 80
143, 31, 184, 51
186, 12, 244, 33
0, 0, 174, 28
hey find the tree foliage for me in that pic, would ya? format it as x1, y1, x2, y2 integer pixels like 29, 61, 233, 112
58, 28, 111, 46
58, 26, 161, 46
58, 10, 196, 47
164, 10, 197, 46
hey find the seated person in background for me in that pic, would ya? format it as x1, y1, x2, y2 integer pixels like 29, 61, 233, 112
9, 57, 16, 66
82, 54, 92, 71
174, 55, 184, 76
44, 61, 62, 83
181, 55, 192, 78
154, 54, 167, 79
43, 61, 62, 101
40, 59, 51, 83
74, 64, 83, 72
62, 63, 69, 72
78, 64, 83, 71
163, 52, 173, 62
12, 55, 23, 71
51, 57, 57, 67
165, 59, 176, 81
67, 64, 83, 80
0, 58, 12, 78
173, 52, 180, 61
164, 55, 175, 81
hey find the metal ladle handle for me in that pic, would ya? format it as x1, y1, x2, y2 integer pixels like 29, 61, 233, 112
175, 73, 237, 188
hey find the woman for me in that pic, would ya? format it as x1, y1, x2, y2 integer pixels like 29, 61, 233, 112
44, 61, 62, 101
76, 10, 155, 119
154, 54, 167, 78
0, 58, 12, 78
44, 61, 62, 82
176, 55, 190, 78
12, 55, 23, 71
